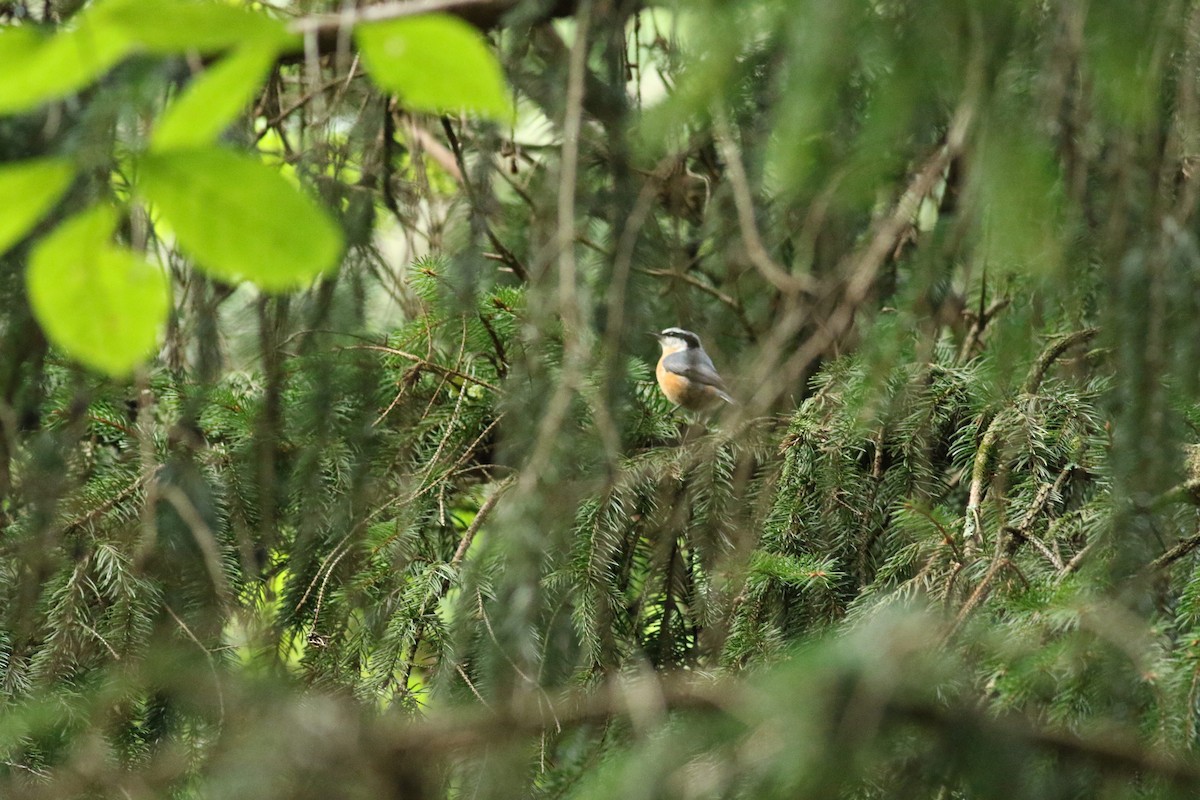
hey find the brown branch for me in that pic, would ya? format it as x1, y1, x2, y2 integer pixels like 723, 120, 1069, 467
1059, 539, 1094, 580
963, 331, 1098, 551
712, 109, 816, 296
287, 0, 579, 54
346, 343, 502, 393
945, 544, 1011, 640
738, 100, 975, 421
1022, 328, 1099, 395
953, 466, 1075, 635
1006, 467, 1074, 570
956, 296, 1011, 364
636, 268, 742, 314
1150, 528, 1200, 570
440, 117, 530, 281
379, 673, 1200, 792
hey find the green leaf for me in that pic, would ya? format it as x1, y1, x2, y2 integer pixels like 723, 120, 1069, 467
152, 42, 282, 151
0, 26, 44, 63
93, 0, 289, 54
138, 148, 343, 291
0, 21, 133, 114
356, 14, 511, 120
0, 157, 76, 256
0, 0, 291, 114
27, 206, 170, 377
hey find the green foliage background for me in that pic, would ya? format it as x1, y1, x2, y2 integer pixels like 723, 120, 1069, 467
2, 0, 1200, 798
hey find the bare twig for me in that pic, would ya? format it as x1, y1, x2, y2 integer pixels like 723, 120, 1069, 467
289, 0, 550, 37
712, 108, 816, 296
1150, 528, 1200, 570
159, 485, 232, 606
347, 343, 501, 393
740, 100, 975, 420
956, 296, 1011, 364
519, 0, 593, 493
439, 117, 530, 281
164, 603, 226, 729
636, 267, 747, 321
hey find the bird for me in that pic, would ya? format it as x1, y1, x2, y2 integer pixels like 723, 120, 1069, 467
651, 327, 734, 411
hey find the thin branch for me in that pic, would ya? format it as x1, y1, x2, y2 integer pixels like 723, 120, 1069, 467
636, 267, 743, 315
164, 603, 227, 729
1006, 467, 1074, 570
712, 108, 816, 296
739, 99, 975, 420
398, 477, 516, 695
289, 0, 570, 40
519, 0, 593, 494
963, 330, 1098, 551
160, 485, 232, 607
1022, 328, 1099, 395
961, 409, 1008, 550
1151, 528, 1200, 570
956, 296, 1011, 364
440, 116, 530, 281
347, 343, 501, 393
378, 674, 1200, 792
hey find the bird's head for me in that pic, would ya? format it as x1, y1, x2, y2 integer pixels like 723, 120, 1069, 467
651, 327, 701, 355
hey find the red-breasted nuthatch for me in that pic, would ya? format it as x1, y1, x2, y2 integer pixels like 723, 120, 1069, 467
651, 327, 734, 411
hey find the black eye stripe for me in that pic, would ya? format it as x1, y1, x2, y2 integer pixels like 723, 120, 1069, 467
660, 328, 701, 348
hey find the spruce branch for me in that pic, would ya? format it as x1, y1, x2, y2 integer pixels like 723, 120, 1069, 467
348, 344, 501, 393
398, 476, 515, 698
1022, 328, 1099, 396
963, 330, 1099, 552
1150, 527, 1200, 570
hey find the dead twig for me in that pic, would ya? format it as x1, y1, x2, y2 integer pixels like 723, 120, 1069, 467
347, 343, 501, 393
712, 108, 816, 297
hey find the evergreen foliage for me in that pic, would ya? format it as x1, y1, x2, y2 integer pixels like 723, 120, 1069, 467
3, 0, 1200, 798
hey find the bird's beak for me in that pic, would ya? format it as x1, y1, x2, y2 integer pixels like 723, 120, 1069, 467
647, 330, 661, 339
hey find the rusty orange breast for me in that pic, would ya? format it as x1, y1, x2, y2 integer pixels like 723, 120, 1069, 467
656, 356, 691, 405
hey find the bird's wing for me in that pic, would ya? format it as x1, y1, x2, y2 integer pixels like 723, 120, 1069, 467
664, 351, 733, 400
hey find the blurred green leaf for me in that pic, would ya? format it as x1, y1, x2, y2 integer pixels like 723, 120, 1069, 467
27, 205, 170, 377
138, 147, 343, 291
356, 14, 511, 120
0, 0, 289, 115
93, 0, 290, 54
152, 42, 282, 151
0, 21, 133, 114
0, 25, 44, 63
0, 157, 76, 256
